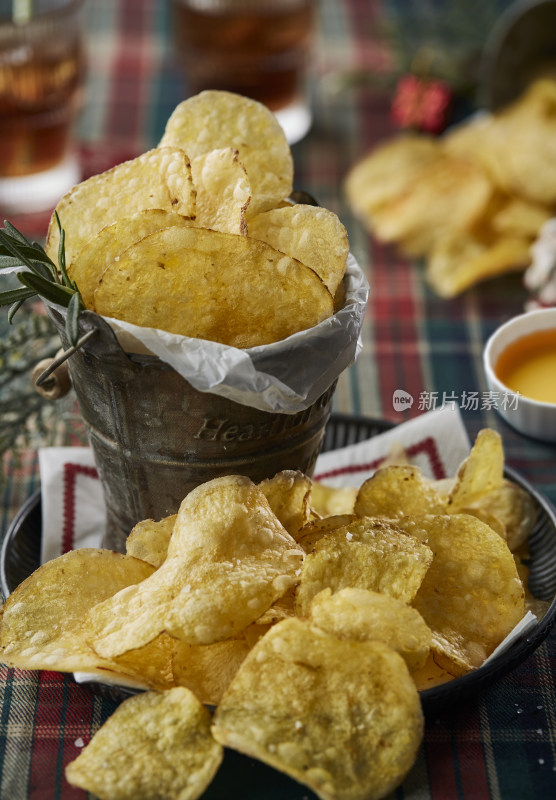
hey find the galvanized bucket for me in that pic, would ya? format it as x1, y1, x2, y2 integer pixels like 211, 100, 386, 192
47, 307, 336, 552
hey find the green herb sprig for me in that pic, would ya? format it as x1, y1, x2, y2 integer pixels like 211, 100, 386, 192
0, 213, 84, 347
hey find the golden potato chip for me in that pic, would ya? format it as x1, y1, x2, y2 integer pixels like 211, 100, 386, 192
442, 111, 494, 159
67, 209, 193, 309
426, 232, 531, 298
248, 204, 349, 295
159, 90, 293, 215
46, 147, 196, 265
310, 482, 357, 517
212, 617, 423, 800
459, 506, 507, 540
86, 476, 305, 656
467, 479, 537, 552
172, 637, 251, 706
469, 79, 556, 205
65, 687, 223, 800
93, 226, 334, 347
411, 652, 456, 692
344, 134, 441, 224
125, 514, 176, 568
308, 587, 432, 672
379, 441, 411, 468
0, 549, 176, 688
515, 557, 551, 620
258, 470, 312, 539
333, 278, 347, 313
410, 514, 525, 675
365, 153, 493, 256
490, 196, 552, 239
354, 465, 446, 519
296, 514, 360, 554
345, 79, 556, 298
112, 633, 176, 689
295, 517, 433, 616
255, 585, 297, 625
447, 428, 505, 511
191, 147, 251, 234
242, 621, 273, 649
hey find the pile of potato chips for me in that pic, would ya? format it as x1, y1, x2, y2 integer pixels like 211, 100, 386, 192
345, 77, 556, 297
0, 427, 544, 800
45, 91, 350, 348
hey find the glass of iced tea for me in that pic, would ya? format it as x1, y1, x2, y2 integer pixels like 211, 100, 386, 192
0, 0, 86, 216
171, 0, 317, 144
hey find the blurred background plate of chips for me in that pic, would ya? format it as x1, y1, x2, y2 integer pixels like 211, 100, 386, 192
344, 73, 556, 298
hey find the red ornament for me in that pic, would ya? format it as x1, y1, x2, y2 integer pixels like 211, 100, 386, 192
391, 74, 452, 134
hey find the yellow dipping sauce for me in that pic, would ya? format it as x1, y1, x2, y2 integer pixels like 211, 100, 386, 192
495, 328, 556, 404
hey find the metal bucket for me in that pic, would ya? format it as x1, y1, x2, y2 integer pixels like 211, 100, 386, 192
48, 308, 336, 552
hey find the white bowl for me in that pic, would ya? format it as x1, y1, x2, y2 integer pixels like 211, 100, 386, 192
483, 307, 556, 442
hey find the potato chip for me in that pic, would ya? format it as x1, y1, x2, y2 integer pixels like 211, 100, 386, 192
93, 226, 334, 347
344, 134, 441, 224
65, 687, 223, 800
191, 147, 251, 234
345, 79, 556, 297
242, 621, 273, 649
515, 557, 551, 621
113, 633, 176, 689
490, 196, 552, 239
308, 587, 432, 672
172, 637, 251, 706
411, 652, 458, 692
86, 476, 305, 656
0, 549, 176, 687
426, 232, 532, 298
255, 585, 297, 625
295, 517, 433, 616
296, 514, 359, 554
258, 470, 312, 539
467, 479, 537, 553
468, 79, 556, 206
310, 482, 357, 517
447, 428, 504, 510
409, 514, 525, 675
247, 204, 349, 295
159, 90, 293, 215
354, 465, 446, 519
212, 617, 423, 800
46, 147, 196, 266
364, 152, 493, 256
125, 514, 176, 568
68, 209, 193, 309
379, 441, 411, 468
459, 506, 507, 540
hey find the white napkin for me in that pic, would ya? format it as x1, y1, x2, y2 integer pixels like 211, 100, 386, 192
314, 404, 470, 487
38, 447, 104, 564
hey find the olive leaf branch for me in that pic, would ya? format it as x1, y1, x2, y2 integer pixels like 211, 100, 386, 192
0, 214, 84, 347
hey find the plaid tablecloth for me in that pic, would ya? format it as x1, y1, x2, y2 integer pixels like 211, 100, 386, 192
1, 1, 555, 798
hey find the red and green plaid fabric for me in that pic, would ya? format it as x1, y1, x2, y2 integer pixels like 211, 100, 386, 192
1, 1, 555, 798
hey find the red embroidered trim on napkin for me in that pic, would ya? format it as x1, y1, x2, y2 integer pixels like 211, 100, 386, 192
62, 463, 99, 553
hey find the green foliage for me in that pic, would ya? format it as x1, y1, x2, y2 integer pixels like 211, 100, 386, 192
0, 216, 84, 347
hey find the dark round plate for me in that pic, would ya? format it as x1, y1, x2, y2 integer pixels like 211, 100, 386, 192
2, 413, 556, 714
